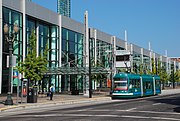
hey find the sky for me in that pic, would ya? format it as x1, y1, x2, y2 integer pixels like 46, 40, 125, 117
32, 0, 180, 57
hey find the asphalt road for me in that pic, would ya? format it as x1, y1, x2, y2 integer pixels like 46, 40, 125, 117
1, 94, 180, 121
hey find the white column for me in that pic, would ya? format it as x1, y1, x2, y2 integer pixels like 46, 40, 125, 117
0, 0, 3, 94
148, 41, 151, 51
125, 30, 128, 50
113, 36, 116, 73
36, 23, 39, 57
153, 53, 155, 64
165, 50, 168, 73
130, 44, 133, 72
174, 61, 176, 72
149, 51, 152, 72
141, 48, 143, 64
165, 50, 168, 57
22, 0, 26, 79
169, 58, 171, 74
111, 36, 116, 89
148, 42, 152, 72
111, 36, 116, 70
58, 14, 62, 92
94, 29, 97, 65
160, 56, 162, 68
85, 11, 89, 68
153, 53, 156, 73
84, 11, 89, 96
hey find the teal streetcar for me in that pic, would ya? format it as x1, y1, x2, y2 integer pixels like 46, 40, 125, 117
111, 73, 161, 99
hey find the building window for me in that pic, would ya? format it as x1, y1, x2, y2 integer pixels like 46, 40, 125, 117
2, 7, 22, 92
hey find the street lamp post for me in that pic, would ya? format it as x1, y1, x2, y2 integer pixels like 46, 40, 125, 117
4, 24, 19, 105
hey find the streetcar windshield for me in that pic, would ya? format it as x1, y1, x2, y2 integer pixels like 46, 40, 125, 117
114, 78, 128, 90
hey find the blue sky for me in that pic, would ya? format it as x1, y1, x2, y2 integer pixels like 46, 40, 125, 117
32, 0, 180, 57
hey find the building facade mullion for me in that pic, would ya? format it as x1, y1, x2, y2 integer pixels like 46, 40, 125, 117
0, 0, 2, 94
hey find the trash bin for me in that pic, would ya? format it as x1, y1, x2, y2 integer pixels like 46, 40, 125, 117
27, 88, 37, 103
71, 89, 79, 95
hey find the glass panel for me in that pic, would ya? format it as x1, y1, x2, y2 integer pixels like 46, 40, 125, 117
12, 11, 20, 25
51, 27, 56, 38
2, 7, 22, 92
27, 19, 35, 32
3, 7, 10, 24
51, 62, 56, 68
62, 28, 83, 68
69, 41, 75, 53
51, 50, 56, 60
51, 38, 56, 49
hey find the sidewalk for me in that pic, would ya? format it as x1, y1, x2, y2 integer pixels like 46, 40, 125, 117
0, 88, 180, 112
0, 92, 111, 112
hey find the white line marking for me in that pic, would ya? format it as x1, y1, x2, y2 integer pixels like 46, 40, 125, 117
77, 108, 93, 111
122, 115, 180, 121
126, 108, 137, 111
153, 103, 161, 106
113, 104, 122, 106
79, 109, 180, 115
7, 114, 180, 120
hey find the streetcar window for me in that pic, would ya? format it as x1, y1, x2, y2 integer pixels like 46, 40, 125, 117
155, 80, 161, 89
114, 82, 127, 88
114, 78, 127, 90
136, 79, 140, 88
145, 81, 152, 89
155, 80, 160, 86
114, 78, 127, 81
130, 79, 140, 88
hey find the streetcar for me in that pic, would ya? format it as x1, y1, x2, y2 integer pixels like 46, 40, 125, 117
111, 73, 161, 99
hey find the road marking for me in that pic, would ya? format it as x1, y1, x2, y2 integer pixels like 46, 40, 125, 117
77, 108, 93, 111
122, 115, 180, 121
113, 104, 124, 106
75, 109, 180, 115
126, 108, 137, 111
7, 114, 180, 120
152, 103, 161, 106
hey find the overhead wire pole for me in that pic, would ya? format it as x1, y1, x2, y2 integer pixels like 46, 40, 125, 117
89, 28, 92, 98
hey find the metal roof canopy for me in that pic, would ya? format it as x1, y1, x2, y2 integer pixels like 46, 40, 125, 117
44, 67, 109, 75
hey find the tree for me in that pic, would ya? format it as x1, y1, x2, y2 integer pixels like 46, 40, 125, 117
157, 58, 161, 75
139, 63, 144, 75
169, 69, 180, 88
17, 31, 48, 86
151, 58, 156, 75
176, 70, 180, 82
159, 66, 169, 89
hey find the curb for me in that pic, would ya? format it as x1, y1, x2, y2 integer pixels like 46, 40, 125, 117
0, 96, 111, 112
1, 89, 180, 112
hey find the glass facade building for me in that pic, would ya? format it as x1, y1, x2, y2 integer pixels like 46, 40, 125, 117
26, 17, 60, 92
61, 28, 84, 92
57, 0, 71, 17
2, 7, 23, 92
0, 0, 179, 94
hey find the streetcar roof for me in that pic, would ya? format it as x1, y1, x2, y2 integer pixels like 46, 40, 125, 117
114, 73, 160, 79
113, 73, 128, 78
